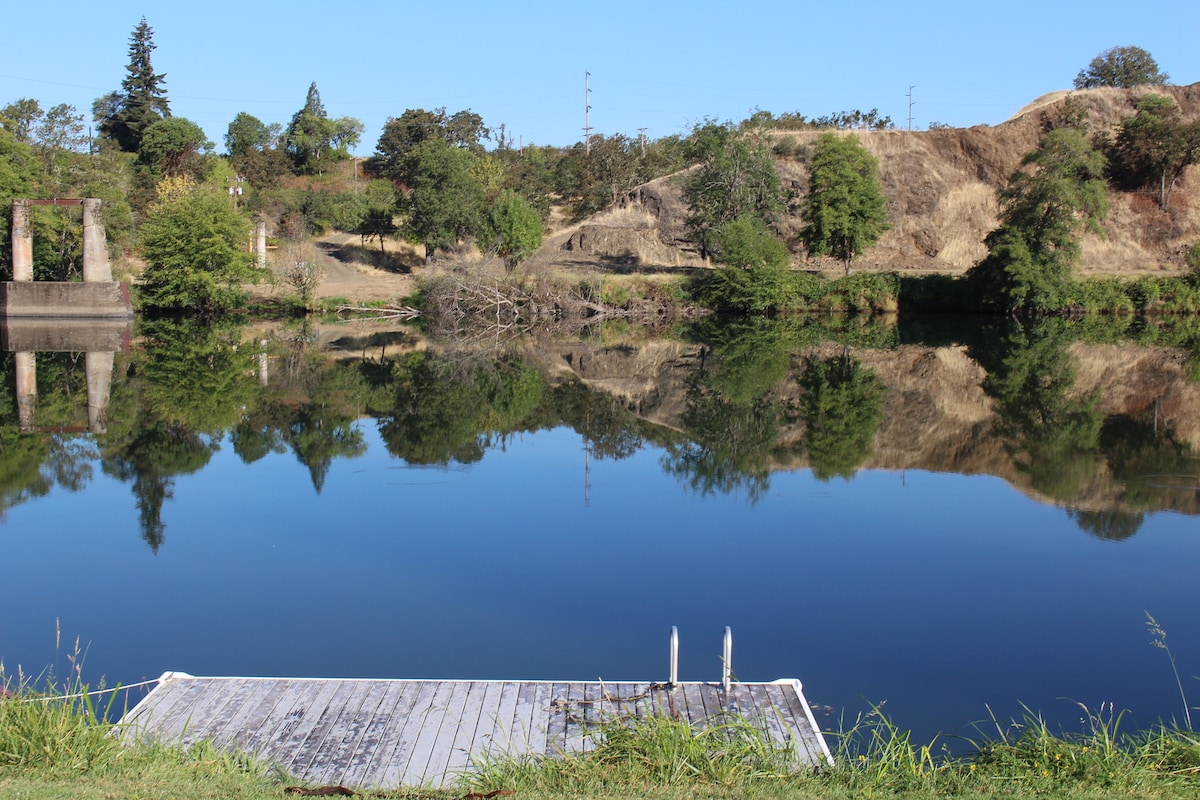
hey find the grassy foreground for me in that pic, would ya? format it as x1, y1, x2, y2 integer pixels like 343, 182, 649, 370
3, 679, 1200, 800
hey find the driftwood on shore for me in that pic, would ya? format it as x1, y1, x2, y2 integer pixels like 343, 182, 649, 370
334, 304, 422, 320
419, 265, 700, 338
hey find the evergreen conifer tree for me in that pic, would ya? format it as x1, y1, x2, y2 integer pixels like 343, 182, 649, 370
96, 18, 170, 153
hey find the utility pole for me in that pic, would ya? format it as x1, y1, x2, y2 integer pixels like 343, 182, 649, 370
907, 85, 916, 131
583, 71, 593, 155
637, 127, 647, 157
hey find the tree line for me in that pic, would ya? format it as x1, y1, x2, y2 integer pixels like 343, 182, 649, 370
0, 25, 1194, 317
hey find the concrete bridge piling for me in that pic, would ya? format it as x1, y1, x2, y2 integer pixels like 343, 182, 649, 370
3, 198, 132, 318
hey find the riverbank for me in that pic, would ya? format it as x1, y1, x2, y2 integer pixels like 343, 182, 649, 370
2, 691, 1198, 800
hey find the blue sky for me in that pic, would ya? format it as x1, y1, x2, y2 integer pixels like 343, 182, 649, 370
2, 1, 1196, 155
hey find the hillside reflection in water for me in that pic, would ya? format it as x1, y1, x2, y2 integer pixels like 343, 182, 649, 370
2, 314, 1198, 745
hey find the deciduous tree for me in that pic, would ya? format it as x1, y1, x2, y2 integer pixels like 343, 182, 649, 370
1074, 46, 1169, 89
225, 112, 275, 157
967, 127, 1108, 314
482, 190, 543, 268
139, 191, 258, 311
1, 99, 42, 142
802, 133, 889, 275
355, 208, 397, 254
284, 83, 362, 174
681, 122, 784, 259
137, 116, 211, 179
225, 112, 288, 188
402, 139, 487, 259
694, 216, 794, 313
0, 126, 38, 278
372, 107, 488, 185
34, 104, 88, 154
1109, 94, 1200, 209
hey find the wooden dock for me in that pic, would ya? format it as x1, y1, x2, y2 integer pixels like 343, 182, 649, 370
119, 673, 832, 789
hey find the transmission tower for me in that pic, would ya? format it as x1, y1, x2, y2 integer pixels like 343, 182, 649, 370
583, 71, 593, 155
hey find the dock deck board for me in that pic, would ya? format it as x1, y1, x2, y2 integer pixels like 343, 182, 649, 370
120, 674, 832, 789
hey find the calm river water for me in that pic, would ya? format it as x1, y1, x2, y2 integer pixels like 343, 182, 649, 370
2, 314, 1198, 745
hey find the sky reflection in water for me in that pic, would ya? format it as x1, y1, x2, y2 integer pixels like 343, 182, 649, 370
3, 421, 1198, 744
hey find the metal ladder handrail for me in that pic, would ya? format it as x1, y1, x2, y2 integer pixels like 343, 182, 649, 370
669, 625, 679, 685
666, 626, 733, 691
722, 626, 732, 693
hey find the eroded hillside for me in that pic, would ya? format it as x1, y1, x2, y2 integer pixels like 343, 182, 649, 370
533, 83, 1200, 277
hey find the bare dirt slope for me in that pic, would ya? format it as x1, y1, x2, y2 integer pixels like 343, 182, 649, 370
251, 232, 418, 305
536, 82, 1200, 277
278, 84, 1200, 303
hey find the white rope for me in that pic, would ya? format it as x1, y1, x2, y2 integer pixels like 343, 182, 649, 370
14, 677, 161, 703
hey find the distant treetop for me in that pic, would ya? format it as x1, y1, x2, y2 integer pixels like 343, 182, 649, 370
1074, 46, 1169, 89
94, 17, 171, 153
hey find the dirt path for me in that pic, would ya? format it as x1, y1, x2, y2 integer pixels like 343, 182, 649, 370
252, 233, 418, 305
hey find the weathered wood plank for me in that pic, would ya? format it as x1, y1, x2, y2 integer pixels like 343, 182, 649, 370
777, 680, 832, 764
475, 680, 520, 761
441, 681, 499, 784
119, 678, 190, 741
424, 680, 478, 785
756, 683, 796, 750
119, 675, 831, 789
378, 680, 441, 787
295, 680, 378, 784
544, 682, 571, 756
459, 680, 507, 775
339, 680, 415, 788
127, 677, 211, 742
261, 679, 345, 771
185, 678, 261, 743
563, 681, 594, 754
674, 683, 702, 724
696, 682, 725, 721
211, 678, 294, 752
243, 680, 312, 758
400, 680, 460, 786
178, 679, 252, 745
511, 681, 546, 759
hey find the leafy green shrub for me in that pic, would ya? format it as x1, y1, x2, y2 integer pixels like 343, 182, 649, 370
1186, 242, 1200, 278
1063, 278, 1136, 314
600, 281, 630, 308
829, 271, 901, 313
771, 135, 808, 159
303, 191, 369, 233
481, 189, 542, 268
1129, 277, 1163, 310
692, 218, 797, 313
139, 191, 257, 312
1147, 278, 1200, 314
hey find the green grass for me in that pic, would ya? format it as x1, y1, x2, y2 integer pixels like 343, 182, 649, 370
463, 710, 799, 794
460, 702, 1200, 800
5, 649, 1200, 800
3, 690, 1199, 800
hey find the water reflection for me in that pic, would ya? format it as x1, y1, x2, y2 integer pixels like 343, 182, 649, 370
0, 319, 131, 521
2, 315, 1199, 549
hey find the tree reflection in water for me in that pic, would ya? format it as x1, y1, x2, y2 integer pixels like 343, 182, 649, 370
2, 314, 1199, 550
